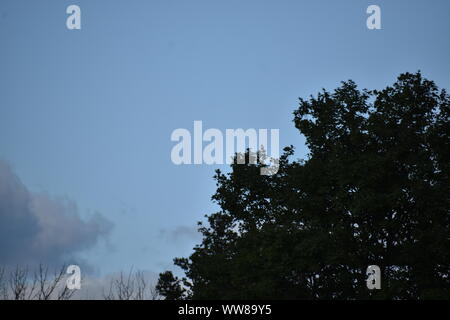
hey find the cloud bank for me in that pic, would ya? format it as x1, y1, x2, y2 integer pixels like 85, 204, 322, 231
0, 160, 113, 268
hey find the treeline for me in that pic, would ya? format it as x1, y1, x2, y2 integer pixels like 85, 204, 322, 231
0, 265, 160, 300
157, 72, 450, 300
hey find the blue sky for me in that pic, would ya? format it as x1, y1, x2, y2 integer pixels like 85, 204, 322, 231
0, 0, 449, 277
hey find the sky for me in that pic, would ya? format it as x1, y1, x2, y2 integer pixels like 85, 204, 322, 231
0, 0, 449, 284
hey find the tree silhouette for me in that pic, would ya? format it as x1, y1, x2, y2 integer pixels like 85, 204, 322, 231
0, 264, 75, 300
159, 72, 449, 299
155, 271, 187, 300
0, 265, 159, 300
103, 269, 159, 300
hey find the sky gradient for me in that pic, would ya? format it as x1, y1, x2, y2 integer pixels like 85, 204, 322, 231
0, 0, 449, 280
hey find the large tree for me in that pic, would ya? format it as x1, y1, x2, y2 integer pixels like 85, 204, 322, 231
158, 72, 449, 299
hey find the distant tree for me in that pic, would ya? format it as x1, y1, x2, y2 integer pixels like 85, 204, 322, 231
155, 271, 187, 300
0, 264, 75, 300
0, 265, 159, 300
159, 72, 449, 299
103, 269, 159, 300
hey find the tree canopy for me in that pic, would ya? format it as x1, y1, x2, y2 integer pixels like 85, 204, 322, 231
157, 72, 450, 299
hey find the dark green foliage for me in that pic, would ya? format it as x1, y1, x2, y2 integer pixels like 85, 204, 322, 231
155, 271, 187, 300
159, 72, 449, 299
